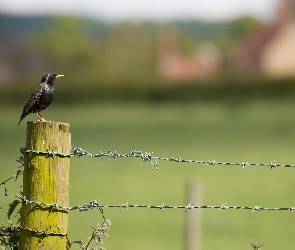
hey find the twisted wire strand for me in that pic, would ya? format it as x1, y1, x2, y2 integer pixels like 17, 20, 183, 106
20, 146, 295, 170
16, 192, 295, 214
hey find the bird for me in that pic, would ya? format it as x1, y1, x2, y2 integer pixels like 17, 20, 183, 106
18, 73, 64, 125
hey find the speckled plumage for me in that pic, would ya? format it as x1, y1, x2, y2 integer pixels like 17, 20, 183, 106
18, 73, 64, 125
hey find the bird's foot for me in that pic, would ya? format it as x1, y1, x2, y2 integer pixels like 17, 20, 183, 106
36, 112, 47, 122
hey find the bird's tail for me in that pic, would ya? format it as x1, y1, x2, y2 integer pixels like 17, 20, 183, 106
18, 115, 24, 125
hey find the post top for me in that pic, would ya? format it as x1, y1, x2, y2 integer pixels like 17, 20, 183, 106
26, 121, 70, 133
27, 121, 69, 125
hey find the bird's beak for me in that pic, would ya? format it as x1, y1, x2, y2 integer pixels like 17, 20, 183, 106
56, 75, 64, 78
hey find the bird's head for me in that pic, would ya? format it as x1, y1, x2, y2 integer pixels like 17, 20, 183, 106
41, 73, 64, 84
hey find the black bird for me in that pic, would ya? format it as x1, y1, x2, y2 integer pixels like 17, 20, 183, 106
18, 73, 64, 125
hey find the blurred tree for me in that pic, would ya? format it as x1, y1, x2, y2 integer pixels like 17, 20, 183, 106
32, 16, 94, 69
30, 17, 158, 87
1, 14, 262, 89
230, 16, 261, 38
99, 22, 157, 85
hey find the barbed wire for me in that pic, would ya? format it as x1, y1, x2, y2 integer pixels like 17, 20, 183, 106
20, 146, 295, 170
16, 192, 106, 220
16, 192, 295, 214
17, 224, 67, 236
5, 146, 294, 246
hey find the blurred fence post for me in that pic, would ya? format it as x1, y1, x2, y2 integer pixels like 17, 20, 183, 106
19, 121, 71, 249
185, 181, 202, 250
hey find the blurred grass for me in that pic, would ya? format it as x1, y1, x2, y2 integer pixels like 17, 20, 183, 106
1, 101, 295, 249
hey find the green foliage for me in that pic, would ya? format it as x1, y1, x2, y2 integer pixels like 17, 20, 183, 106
26, 17, 158, 87
0, 221, 20, 249
173, 17, 262, 55
67, 219, 111, 250
1, 13, 266, 90
7, 200, 20, 220
96, 22, 158, 84
250, 242, 265, 250
31, 16, 95, 68
230, 16, 262, 38
2, 76, 295, 106
0, 157, 22, 249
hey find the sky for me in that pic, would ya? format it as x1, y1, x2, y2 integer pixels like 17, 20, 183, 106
0, 0, 279, 21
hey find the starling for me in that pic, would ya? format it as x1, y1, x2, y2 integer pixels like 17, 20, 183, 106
18, 73, 64, 125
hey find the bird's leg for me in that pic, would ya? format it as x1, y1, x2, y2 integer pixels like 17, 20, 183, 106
36, 112, 47, 122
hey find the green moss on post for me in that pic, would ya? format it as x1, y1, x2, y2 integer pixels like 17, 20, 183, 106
20, 121, 71, 250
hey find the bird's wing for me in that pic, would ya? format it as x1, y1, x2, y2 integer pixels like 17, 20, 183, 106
24, 83, 44, 112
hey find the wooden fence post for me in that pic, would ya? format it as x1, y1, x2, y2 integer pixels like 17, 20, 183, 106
185, 181, 202, 250
19, 121, 71, 249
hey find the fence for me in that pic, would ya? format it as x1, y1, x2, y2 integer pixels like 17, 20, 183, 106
1, 121, 294, 249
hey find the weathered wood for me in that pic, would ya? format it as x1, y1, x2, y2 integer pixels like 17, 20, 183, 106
185, 181, 202, 250
20, 121, 71, 250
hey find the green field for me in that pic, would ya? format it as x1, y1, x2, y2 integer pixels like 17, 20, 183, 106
1, 101, 295, 249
